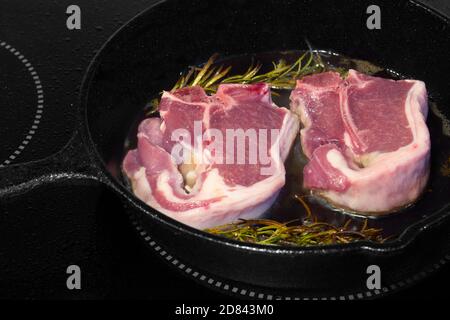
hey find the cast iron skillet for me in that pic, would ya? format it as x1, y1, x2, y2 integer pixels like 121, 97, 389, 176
1, 0, 449, 299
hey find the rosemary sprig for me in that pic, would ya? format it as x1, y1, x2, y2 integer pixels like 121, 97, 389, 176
205, 195, 387, 246
172, 51, 325, 93
205, 218, 385, 246
145, 51, 325, 116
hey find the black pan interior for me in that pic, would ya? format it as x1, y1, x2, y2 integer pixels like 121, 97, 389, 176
85, 0, 450, 243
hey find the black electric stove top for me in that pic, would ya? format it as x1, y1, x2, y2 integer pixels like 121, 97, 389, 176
0, 0, 448, 300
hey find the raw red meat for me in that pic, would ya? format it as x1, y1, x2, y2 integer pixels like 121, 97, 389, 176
123, 83, 298, 229
290, 70, 430, 213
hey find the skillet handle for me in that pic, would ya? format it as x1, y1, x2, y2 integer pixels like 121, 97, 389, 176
0, 131, 104, 198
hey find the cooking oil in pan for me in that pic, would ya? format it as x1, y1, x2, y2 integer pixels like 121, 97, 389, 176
124, 50, 450, 241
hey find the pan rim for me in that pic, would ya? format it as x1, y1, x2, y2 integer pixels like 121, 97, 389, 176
78, 0, 450, 256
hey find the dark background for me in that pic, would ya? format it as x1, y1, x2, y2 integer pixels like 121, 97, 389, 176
0, 0, 448, 299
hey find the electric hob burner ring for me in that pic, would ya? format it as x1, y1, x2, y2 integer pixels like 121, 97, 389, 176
0, 40, 44, 167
